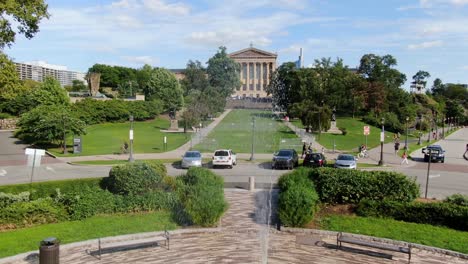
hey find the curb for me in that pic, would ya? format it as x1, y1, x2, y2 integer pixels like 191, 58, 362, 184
280, 227, 468, 260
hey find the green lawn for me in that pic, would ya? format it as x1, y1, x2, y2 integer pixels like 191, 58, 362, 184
49, 118, 190, 156
320, 215, 468, 254
194, 109, 301, 153
0, 211, 177, 258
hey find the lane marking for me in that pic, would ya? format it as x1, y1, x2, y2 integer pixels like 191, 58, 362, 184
46, 166, 55, 172
0, 169, 6, 176
429, 174, 440, 178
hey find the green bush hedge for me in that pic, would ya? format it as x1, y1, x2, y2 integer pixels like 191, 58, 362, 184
278, 170, 319, 227
444, 194, 468, 207
0, 192, 30, 207
0, 178, 102, 199
356, 199, 468, 231
176, 167, 227, 227
0, 198, 67, 228
102, 163, 164, 195
144, 160, 167, 177
309, 168, 419, 204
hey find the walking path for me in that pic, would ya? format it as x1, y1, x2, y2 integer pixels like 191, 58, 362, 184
3, 190, 466, 264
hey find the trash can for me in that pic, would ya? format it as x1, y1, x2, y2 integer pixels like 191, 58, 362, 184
39, 237, 59, 264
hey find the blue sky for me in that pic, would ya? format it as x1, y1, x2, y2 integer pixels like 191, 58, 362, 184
5, 0, 468, 89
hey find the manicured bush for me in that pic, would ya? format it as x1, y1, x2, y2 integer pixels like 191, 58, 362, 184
54, 187, 116, 220
279, 186, 319, 227
356, 199, 468, 231
102, 163, 164, 195
113, 191, 178, 213
175, 167, 227, 227
0, 178, 103, 199
309, 168, 419, 204
144, 160, 167, 177
277, 169, 319, 227
0, 198, 67, 228
0, 192, 30, 207
444, 194, 468, 207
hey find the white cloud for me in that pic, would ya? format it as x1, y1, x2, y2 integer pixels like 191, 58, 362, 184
420, 0, 468, 7
460, 65, 468, 70
142, 0, 190, 16
114, 15, 142, 29
122, 55, 157, 65
111, 0, 140, 9
408, 40, 443, 49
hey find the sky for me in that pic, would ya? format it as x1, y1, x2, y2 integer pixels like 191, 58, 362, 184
5, 0, 468, 89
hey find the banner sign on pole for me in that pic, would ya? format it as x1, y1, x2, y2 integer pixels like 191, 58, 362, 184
363, 126, 370, 135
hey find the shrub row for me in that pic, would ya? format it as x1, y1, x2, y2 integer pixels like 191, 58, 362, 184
278, 168, 319, 227
309, 168, 419, 204
71, 98, 163, 125
356, 199, 468, 231
175, 167, 227, 227
444, 193, 468, 207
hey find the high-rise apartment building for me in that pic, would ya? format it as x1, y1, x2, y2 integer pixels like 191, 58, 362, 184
14, 61, 87, 87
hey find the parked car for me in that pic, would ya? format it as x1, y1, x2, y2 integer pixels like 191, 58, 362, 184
212, 149, 237, 168
334, 154, 357, 169
304, 152, 327, 167
181, 150, 202, 169
422, 145, 445, 163
272, 149, 299, 170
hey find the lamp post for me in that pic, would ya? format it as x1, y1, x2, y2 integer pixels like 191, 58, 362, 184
249, 116, 255, 161
417, 115, 422, 145
378, 117, 385, 166
425, 148, 432, 199
442, 117, 445, 139
129, 115, 134, 162
404, 116, 409, 150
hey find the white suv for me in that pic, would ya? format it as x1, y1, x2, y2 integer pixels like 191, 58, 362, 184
212, 149, 237, 168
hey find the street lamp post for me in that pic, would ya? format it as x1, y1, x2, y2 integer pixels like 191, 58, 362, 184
442, 117, 445, 139
378, 117, 385, 166
425, 148, 432, 199
404, 116, 409, 150
318, 100, 324, 140
417, 115, 422, 145
129, 115, 134, 162
249, 116, 255, 161
434, 111, 438, 140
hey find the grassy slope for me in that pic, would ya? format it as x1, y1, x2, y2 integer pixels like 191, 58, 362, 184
320, 215, 468, 254
194, 109, 301, 153
0, 212, 177, 258
49, 118, 190, 156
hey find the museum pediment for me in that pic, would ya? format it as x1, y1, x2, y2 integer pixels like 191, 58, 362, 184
229, 48, 277, 59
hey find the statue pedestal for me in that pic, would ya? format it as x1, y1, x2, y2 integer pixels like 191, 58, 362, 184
169, 119, 179, 131
326, 121, 342, 134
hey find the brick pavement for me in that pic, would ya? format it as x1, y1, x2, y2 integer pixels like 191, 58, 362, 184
2, 189, 467, 264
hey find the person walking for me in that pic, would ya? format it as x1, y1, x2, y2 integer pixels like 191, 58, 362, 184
394, 141, 400, 155
301, 142, 307, 158
401, 151, 409, 165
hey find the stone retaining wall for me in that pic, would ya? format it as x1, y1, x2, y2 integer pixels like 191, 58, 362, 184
0, 118, 17, 130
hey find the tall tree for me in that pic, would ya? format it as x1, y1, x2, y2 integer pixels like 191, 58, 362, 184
180, 60, 209, 96
30, 76, 70, 107
144, 67, 184, 111
412, 70, 431, 89
0, 52, 25, 101
206, 46, 241, 98
431, 78, 445, 96
265, 62, 297, 112
0, 0, 49, 49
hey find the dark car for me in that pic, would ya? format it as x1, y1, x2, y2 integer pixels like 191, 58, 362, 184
422, 145, 445, 163
272, 149, 299, 170
303, 152, 327, 167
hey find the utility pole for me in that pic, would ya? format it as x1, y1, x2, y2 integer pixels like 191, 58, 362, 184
378, 117, 385, 166
425, 148, 432, 199
129, 115, 134, 162
249, 116, 255, 161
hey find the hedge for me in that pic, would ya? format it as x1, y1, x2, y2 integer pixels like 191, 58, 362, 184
444, 194, 468, 207
175, 167, 227, 227
102, 162, 164, 196
0, 178, 103, 199
278, 170, 319, 227
356, 199, 468, 231
309, 168, 419, 204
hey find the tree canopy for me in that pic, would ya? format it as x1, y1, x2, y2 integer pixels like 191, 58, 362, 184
0, 0, 50, 49
144, 67, 184, 111
206, 46, 241, 98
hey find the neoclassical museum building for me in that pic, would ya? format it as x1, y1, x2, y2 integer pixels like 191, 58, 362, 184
228, 47, 277, 98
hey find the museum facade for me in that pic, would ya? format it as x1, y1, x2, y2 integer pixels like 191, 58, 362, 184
228, 47, 277, 98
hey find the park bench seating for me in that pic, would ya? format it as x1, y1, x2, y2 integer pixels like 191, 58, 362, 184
336, 232, 411, 263
91, 231, 170, 259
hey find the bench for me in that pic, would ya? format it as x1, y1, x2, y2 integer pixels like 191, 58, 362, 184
337, 232, 411, 263
92, 231, 170, 259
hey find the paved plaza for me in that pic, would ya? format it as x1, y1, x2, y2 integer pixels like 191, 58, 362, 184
3, 189, 467, 264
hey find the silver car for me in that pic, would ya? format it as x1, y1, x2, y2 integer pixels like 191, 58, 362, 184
181, 151, 202, 169
334, 154, 357, 169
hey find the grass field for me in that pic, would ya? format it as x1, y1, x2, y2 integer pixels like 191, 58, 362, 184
320, 215, 468, 254
49, 118, 190, 156
0, 211, 177, 258
194, 109, 301, 153
292, 118, 400, 151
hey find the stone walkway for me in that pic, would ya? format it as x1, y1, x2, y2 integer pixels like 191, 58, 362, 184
3, 190, 467, 264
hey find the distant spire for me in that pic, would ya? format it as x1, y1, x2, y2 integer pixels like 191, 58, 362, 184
249, 42, 253, 48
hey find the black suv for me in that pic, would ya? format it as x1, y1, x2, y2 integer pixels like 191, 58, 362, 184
272, 149, 299, 169
303, 152, 327, 167
422, 145, 445, 163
